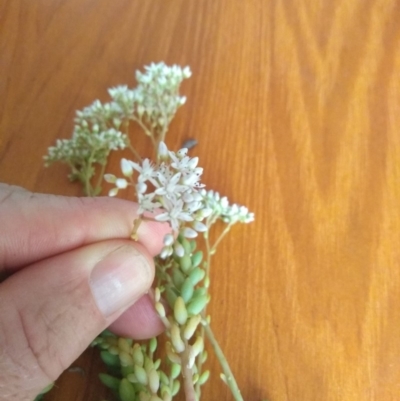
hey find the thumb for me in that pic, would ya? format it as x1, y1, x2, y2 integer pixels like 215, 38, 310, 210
0, 239, 154, 400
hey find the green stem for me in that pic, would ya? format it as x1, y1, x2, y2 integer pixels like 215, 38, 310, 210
82, 150, 96, 196
130, 116, 156, 146
94, 156, 108, 196
210, 223, 233, 254
128, 143, 142, 162
181, 341, 197, 401
83, 166, 94, 196
203, 323, 244, 401
194, 232, 211, 399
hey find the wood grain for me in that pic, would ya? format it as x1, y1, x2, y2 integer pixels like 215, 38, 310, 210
1, 1, 400, 400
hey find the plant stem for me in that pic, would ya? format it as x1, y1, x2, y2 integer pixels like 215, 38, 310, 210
181, 345, 197, 401
94, 157, 108, 195
82, 150, 96, 196
83, 169, 93, 196
203, 323, 244, 401
210, 223, 233, 254
128, 143, 142, 162
130, 116, 156, 146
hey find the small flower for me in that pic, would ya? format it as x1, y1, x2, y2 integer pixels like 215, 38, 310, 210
200, 189, 255, 224
115, 178, 128, 189
121, 158, 133, 177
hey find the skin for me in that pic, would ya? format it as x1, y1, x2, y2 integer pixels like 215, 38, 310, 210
0, 183, 167, 401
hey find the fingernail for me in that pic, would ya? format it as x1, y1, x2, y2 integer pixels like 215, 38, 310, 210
90, 245, 152, 317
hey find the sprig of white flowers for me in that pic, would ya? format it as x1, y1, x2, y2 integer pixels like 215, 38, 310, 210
201, 189, 255, 224
44, 62, 191, 195
43, 62, 254, 401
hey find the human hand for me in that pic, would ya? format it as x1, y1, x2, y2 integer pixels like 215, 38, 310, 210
0, 184, 169, 400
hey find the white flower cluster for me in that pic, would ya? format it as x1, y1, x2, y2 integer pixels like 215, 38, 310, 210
45, 62, 190, 170
45, 94, 129, 168
44, 125, 127, 167
107, 62, 191, 134
105, 142, 211, 258
200, 189, 255, 224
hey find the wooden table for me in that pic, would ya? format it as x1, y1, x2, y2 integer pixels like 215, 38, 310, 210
1, 1, 400, 400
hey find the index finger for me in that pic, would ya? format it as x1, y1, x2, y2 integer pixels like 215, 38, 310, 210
0, 184, 170, 274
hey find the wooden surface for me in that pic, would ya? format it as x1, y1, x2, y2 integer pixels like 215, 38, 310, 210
1, 1, 400, 400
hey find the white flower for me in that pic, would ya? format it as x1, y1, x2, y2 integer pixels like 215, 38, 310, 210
105, 142, 217, 258
115, 178, 128, 189
137, 193, 161, 214
121, 158, 133, 177
200, 189, 255, 224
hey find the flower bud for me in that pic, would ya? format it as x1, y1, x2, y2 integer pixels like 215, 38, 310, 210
189, 267, 205, 285
191, 251, 203, 268
191, 336, 204, 358
171, 380, 181, 396
183, 315, 201, 340
170, 363, 181, 379
172, 268, 185, 289
173, 242, 185, 257
155, 302, 166, 318
149, 337, 157, 353
187, 294, 208, 315
108, 187, 119, 197
181, 227, 198, 239
154, 358, 161, 370
159, 371, 169, 386
148, 369, 160, 394
132, 344, 144, 366
121, 158, 133, 177
158, 141, 169, 160
165, 287, 178, 308
179, 255, 192, 273
198, 370, 210, 386
134, 365, 148, 385
174, 297, 188, 325
118, 338, 132, 353
192, 221, 207, 232
104, 174, 117, 183
171, 323, 185, 353
166, 342, 181, 364
119, 378, 135, 401
154, 288, 161, 303
180, 278, 194, 303
119, 351, 134, 367
163, 233, 174, 246
180, 237, 191, 254
139, 392, 150, 401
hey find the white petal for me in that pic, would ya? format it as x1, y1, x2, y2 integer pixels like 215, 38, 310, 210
158, 141, 169, 159
193, 221, 207, 232
188, 157, 199, 169
170, 172, 182, 185
159, 247, 170, 259
183, 193, 194, 202
121, 158, 133, 177
199, 207, 213, 218
174, 242, 185, 257
115, 178, 128, 189
163, 233, 174, 246
178, 212, 194, 222
108, 188, 119, 197
136, 182, 147, 194
155, 213, 170, 222
181, 227, 198, 238
104, 174, 116, 184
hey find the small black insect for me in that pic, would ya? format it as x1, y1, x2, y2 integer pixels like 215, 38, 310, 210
181, 138, 198, 150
